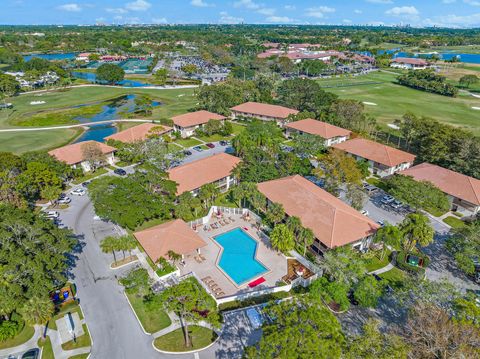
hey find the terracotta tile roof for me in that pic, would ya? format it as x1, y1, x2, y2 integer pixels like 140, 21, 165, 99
333, 138, 416, 167
230, 102, 299, 119
286, 119, 351, 139
104, 123, 172, 143
48, 140, 116, 165
392, 57, 428, 66
172, 110, 225, 128
134, 219, 207, 262
400, 163, 480, 206
257, 175, 379, 248
168, 153, 241, 195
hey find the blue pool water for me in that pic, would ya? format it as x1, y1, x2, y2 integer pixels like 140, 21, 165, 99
214, 228, 267, 285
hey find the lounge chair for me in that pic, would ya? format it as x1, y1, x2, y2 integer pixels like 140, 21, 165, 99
215, 291, 225, 298
229, 216, 235, 222
194, 256, 202, 264
199, 254, 206, 261
201, 276, 211, 282
209, 283, 218, 290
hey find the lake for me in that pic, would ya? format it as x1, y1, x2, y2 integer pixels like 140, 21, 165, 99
23, 53, 77, 61
71, 71, 152, 87
378, 49, 480, 64
73, 94, 160, 143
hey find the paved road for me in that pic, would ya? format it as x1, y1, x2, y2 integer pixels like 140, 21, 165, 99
60, 194, 159, 359
0, 119, 152, 132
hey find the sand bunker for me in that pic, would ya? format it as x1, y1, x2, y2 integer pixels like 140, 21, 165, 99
472, 106, 480, 110
362, 101, 377, 106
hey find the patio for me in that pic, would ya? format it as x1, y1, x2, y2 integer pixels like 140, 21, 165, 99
179, 211, 287, 298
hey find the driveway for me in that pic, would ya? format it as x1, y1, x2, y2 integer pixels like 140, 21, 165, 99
179, 142, 233, 166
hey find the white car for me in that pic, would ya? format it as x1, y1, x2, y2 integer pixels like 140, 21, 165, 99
45, 211, 59, 219
70, 188, 86, 196
57, 196, 71, 204
360, 210, 369, 216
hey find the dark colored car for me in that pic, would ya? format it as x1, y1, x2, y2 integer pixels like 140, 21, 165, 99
219, 140, 228, 146
114, 168, 127, 176
206, 143, 215, 149
82, 181, 91, 188
184, 150, 192, 156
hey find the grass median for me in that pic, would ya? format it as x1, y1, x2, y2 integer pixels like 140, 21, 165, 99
153, 325, 217, 352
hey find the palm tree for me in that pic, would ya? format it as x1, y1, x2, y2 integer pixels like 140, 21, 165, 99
20, 296, 54, 337
266, 202, 285, 226
299, 227, 315, 256
399, 214, 434, 253
374, 223, 402, 259
100, 236, 119, 264
286, 216, 302, 235
167, 250, 182, 265
270, 224, 295, 254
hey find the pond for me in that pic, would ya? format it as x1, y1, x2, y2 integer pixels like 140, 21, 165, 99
378, 49, 480, 64
71, 71, 152, 87
73, 94, 160, 143
23, 52, 77, 61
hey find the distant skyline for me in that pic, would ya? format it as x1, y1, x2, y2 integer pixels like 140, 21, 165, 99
1, 0, 479, 28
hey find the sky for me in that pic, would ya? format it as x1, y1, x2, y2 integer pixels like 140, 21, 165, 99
1, 0, 480, 28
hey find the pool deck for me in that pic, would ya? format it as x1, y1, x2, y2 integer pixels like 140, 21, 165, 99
179, 214, 287, 298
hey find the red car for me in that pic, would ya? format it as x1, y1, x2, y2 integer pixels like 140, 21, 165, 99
206, 143, 215, 148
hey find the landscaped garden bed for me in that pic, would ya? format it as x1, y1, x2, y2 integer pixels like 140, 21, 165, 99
395, 250, 430, 275
0, 320, 34, 350
37, 336, 54, 359
153, 325, 217, 352
443, 216, 467, 228
125, 292, 171, 333
61, 324, 91, 350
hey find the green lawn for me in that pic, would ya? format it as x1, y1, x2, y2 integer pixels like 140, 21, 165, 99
0, 324, 34, 349
175, 137, 203, 148
38, 337, 54, 359
153, 325, 217, 352
363, 250, 391, 272
425, 207, 449, 218
126, 292, 171, 333
196, 133, 227, 142
443, 216, 467, 228
366, 177, 389, 191
318, 71, 480, 135
231, 122, 246, 135
72, 167, 108, 185
378, 267, 408, 289
61, 324, 91, 351
0, 127, 82, 154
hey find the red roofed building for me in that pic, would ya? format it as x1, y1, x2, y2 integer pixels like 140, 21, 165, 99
134, 219, 207, 262
105, 123, 172, 143
172, 110, 226, 138
333, 138, 416, 177
230, 102, 299, 126
285, 119, 351, 146
400, 163, 480, 215
168, 153, 241, 195
391, 57, 430, 70
48, 140, 116, 172
258, 175, 379, 254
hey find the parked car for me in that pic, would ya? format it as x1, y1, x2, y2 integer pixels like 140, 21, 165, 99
82, 181, 91, 188
377, 220, 385, 227
390, 200, 403, 209
360, 209, 369, 216
45, 211, 59, 219
70, 188, 86, 196
184, 150, 192, 156
219, 140, 228, 146
364, 185, 378, 194
381, 195, 395, 204
206, 143, 215, 149
193, 146, 203, 152
114, 168, 127, 176
57, 196, 71, 204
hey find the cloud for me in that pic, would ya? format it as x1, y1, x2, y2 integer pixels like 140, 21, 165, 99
464, 0, 480, 5
219, 11, 244, 24
125, 0, 151, 11
233, 0, 260, 10
442, 0, 456, 3
343, 19, 352, 24
265, 16, 295, 23
257, 8, 275, 15
366, 0, 393, 3
284, 5, 296, 10
106, 7, 128, 14
57, 3, 81, 12
386, 6, 419, 16
305, 6, 335, 18
152, 17, 168, 24
190, 0, 214, 7
424, 12, 480, 27
354, 9, 363, 14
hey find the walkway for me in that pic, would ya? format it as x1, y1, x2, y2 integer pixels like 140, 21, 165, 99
0, 119, 153, 132
368, 263, 394, 275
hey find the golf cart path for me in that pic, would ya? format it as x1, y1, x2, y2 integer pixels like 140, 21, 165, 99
0, 119, 153, 132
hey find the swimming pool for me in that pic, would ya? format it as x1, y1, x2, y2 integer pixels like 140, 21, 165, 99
214, 228, 268, 286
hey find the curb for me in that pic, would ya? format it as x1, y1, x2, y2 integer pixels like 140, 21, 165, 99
123, 291, 151, 335
109, 256, 138, 270
151, 324, 222, 355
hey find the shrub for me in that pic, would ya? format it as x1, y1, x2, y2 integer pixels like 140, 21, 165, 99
218, 291, 291, 312
156, 257, 175, 277
310, 277, 350, 312
0, 315, 23, 342
395, 251, 430, 275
